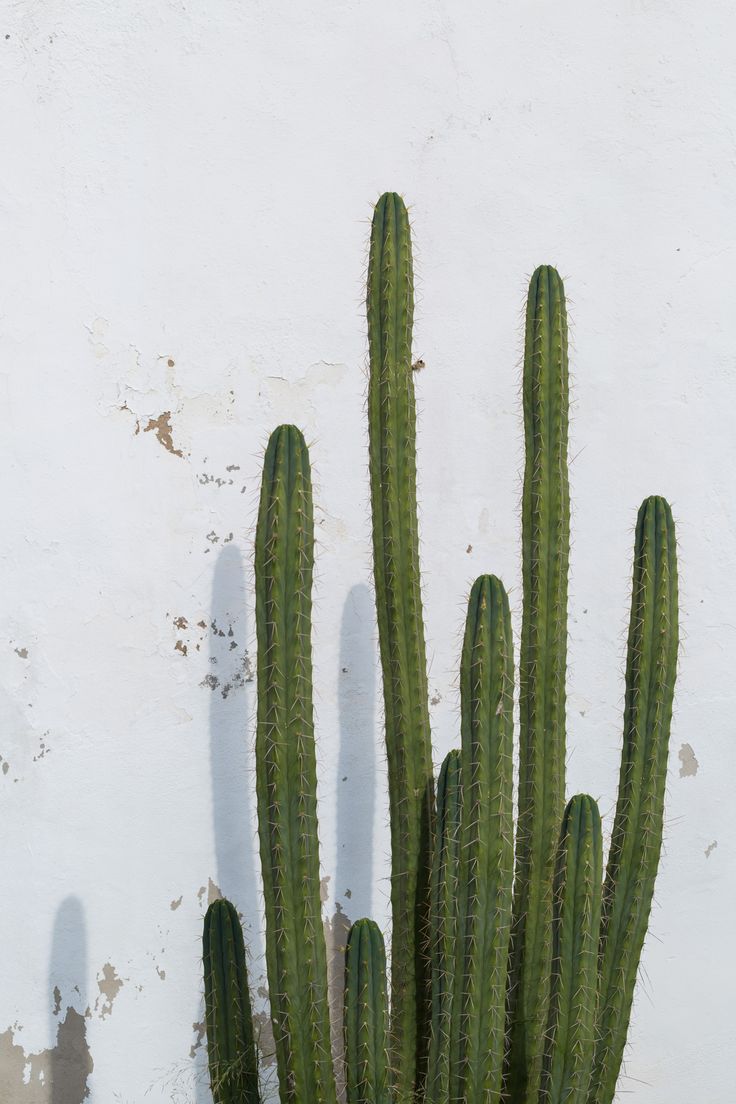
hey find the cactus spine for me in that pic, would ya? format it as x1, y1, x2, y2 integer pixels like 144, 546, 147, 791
203, 899, 261, 1104
589, 496, 678, 1104
506, 265, 570, 1104
254, 425, 336, 1104
426, 750, 462, 1104
541, 795, 602, 1104
344, 919, 390, 1104
366, 191, 434, 1100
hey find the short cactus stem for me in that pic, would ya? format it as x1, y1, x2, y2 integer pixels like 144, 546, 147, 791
344, 919, 390, 1104
203, 899, 260, 1104
506, 264, 570, 1104
451, 575, 514, 1104
426, 750, 462, 1104
254, 425, 336, 1104
589, 496, 678, 1104
541, 795, 602, 1104
367, 191, 434, 1100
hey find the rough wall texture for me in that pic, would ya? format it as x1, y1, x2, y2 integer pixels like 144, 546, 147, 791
0, 2, 733, 1101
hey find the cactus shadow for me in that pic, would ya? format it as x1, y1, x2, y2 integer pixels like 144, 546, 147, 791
325, 583, 377, 1092
48, 896, 92, 1104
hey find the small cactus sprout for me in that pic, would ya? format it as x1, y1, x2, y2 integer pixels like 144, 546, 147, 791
589, 496, 679, 1104
344, 919, 390, 1104
367, 191, 435, 1101
541, 795, 603, 1104
203, 899, 260, 1104
254, 425, 336, 1104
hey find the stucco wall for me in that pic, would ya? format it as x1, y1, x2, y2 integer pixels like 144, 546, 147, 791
0, 3, 733, 1101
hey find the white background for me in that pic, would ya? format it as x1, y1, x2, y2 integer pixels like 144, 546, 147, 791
0, 3, 733, 1101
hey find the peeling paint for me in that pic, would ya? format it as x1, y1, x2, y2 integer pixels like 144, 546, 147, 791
170, 896, 183, 911
197, 878, 223, 907
705, 840, 718, 858
95, 964, 123, 1019
142, 412, 184, 458
189, 1020, 205, 1060
678, 742, 699, 778
14, 646, 28, 659
430, 690, 442, 706
0, 1009, 93, 1102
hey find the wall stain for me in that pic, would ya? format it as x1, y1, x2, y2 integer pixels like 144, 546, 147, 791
678, 742, 699, 778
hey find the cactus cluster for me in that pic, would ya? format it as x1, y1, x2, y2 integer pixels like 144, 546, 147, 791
202, 194, 679, 1104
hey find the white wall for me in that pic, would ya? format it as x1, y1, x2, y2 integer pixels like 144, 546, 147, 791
0, 2, 733, 1101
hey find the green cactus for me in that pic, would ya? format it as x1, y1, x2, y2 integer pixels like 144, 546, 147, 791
366, 191, 435, 1101
254, 424, 336, 1104
344, 919, 390, 1104
202, 899, 260, 1104
426, 750, 462, 1104
589, 495, 678, 1104
506, 264, 570, 1104
199, 199, 679, 1104
540, 795, 602, 1104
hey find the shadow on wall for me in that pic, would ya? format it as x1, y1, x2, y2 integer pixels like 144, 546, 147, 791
49, 897, 92, 1104
194, 544, 269, 1103
325, 583, 377, 1094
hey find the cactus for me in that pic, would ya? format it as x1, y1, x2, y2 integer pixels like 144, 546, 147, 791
505, 264, 570, 1104
203, 899, 260, 1104
254, 425, 336, 1104
426, 750, 462, 1104
344, 919, 390, 1104
366, 191, 435, 1100
589, 496, 678, 1104
200, 199, 679, 1104
540, 795, 602, 1104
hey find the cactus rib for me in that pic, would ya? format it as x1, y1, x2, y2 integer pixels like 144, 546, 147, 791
255, 424, 336, 1104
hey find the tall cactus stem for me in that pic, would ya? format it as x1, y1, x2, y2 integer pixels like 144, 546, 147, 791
452, 575, 514, 1104
506, 264, 570, 1103
426, 750, 462, 1104
540, 795, 602, 1104
344, 919, 390, 1104
203, 899, 261, 1104
255, 424, 336, 1104
367, 191, 434, 1100
589, 496, 678, 1104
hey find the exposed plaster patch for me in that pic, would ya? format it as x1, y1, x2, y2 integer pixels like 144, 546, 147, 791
466, 543, 473, 553
678, 742, 699, 778
156, 966, 166, 981
0, 1009, 93, 1101
252, 1008, 277, 1068
143, 412, 184, 458
14, 647, 28, 659
170, 896, 183, 911
197, 879, 223, 908
705, 840, 718, 858
174, 640, 188, 657
430, 690, 442, 706
190, 1020, 206, 1060
95, 964, 123, 1019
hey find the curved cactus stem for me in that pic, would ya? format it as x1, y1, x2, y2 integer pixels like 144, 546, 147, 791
344, 919, 390, 1104
255, 425, 336, 1104
452, 575, 514, 1104
203, 899, 261, 1104
541, 795, 602, 1104
367, 191, 434, 1100
426, 750, 462, 1104
589, 496, 678, 1104
506, 264, 570, 1104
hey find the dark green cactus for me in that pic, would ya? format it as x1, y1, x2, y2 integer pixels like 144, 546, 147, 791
366, 191, 435, 1101
426, 750, 462, 1104
589, 496, 678, 1104
254, 425, 336, 1104
344, 919, 390, 1104
452, 575, 514, 1104
541, 795, 602, 1104
506, 264, 570, 1104
203, 899, 260, 1104
199, 200, 679, 1104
